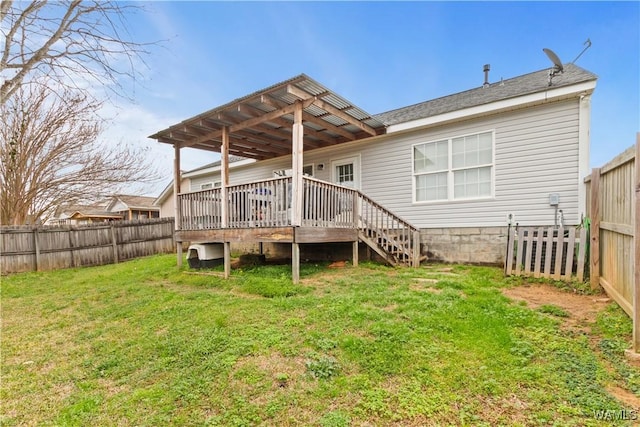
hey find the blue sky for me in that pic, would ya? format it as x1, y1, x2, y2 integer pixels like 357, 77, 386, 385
110, 1, 640, 196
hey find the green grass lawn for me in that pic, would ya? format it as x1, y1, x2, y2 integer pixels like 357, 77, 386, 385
2, 255, 638, 426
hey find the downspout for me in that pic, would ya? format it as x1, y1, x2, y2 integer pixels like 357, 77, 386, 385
578, 93, 592, 222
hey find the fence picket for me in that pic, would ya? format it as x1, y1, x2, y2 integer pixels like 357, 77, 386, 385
515, 227, 525, 276
552, 227, 565, 280
505, 227, 514, 275
563, 228, 576, 281
534, 227, 544, 278
543, 227, 554, 278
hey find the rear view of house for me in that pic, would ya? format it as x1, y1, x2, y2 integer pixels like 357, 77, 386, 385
151, 63, 596, 281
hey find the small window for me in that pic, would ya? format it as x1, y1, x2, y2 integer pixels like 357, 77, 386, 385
413, 131, 494, 202
200, 181, 220, 190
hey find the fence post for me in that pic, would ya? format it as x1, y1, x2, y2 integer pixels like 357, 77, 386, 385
590, 167, 601, 290
68, 227, 76, 268
33, 227, 40, 272
633, 134, 640, 352
110, 225, 119, 264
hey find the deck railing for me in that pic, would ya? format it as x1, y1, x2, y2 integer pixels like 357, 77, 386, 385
227, 177, 292, 228
176, 175, 421, 266
177, 176, 358, 230
178, 187, 222, 230
301, 176, 356, 228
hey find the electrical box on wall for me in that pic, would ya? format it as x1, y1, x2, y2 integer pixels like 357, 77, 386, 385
549, 193, 560, 206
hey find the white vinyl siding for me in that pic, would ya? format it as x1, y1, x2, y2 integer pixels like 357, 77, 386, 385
358, 99, 582, 227
179, 98, 583, 228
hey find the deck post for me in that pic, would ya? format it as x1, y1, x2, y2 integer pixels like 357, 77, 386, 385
224, 242, 231, 279
292, 243, 300, 284
221, 126, 230, 278
352, 241, 358, 267
291, 101, 304, 227
221, 126, 230, 228
174, 144, 182, 267
412, 230, 421, 268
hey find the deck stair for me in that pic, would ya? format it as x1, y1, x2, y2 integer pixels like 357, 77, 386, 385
356, 191, 422, 267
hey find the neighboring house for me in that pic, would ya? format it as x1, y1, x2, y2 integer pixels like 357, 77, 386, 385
50, 195, 160, 225
48, 204, 122, 225
155, 156, 253, 218
106, 195, 160, 221
150, 63, 596, 278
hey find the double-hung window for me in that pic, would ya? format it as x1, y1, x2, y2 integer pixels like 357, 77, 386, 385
413, 131, 494, 202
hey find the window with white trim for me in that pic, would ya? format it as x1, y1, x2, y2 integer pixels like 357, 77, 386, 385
413, 131, 493, 202
200, 181, 221, 190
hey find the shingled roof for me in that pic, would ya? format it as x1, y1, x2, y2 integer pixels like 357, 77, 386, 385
110, 195, 158, 210
374, 63, 597, 126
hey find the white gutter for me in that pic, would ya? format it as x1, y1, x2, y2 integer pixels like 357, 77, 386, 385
387, 80, 597, 134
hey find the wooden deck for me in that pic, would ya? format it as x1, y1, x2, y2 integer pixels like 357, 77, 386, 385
176, 176, 358, 233
176, 176, 422, 281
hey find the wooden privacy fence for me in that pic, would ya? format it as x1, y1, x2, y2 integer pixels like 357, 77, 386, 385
1, 218, 175, 274
505, 226, 588, 282
584, 135, 639, 351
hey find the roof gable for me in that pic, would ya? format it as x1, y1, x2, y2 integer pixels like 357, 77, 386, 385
108, 195, 158, 211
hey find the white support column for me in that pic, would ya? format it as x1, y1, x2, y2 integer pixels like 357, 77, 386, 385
291, 102, 304, 284
173, 144, 182, 267
291, 101, 304, 227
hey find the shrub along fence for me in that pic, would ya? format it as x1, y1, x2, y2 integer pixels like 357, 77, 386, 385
1, 218, 175, 274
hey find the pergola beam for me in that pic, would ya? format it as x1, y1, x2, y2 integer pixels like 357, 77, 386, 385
180, 98, 315, 149
287, 85, 378, 136
266, 117, 336, 146
302, 112, 356, 141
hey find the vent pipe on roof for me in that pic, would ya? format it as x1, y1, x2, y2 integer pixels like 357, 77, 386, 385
483, 64, 490, 87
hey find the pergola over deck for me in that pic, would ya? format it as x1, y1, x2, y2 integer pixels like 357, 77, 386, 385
149, 75, 391, 282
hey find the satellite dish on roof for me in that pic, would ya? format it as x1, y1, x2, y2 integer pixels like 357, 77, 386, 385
543, 48, 564, 86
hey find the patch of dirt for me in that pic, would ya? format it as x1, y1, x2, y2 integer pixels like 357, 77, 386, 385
607, 385, 640, 409
503, 284, 640, 410
328, 260, 347, 268
502, 284, 610, 332
230, 353, 307, 393
380, 303, 398, 312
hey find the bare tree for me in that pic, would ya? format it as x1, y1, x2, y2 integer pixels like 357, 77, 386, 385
0, 82, 157, 225
1, 0, 150, 104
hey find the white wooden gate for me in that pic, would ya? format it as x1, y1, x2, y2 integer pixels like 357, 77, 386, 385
505, 226, 588, 282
